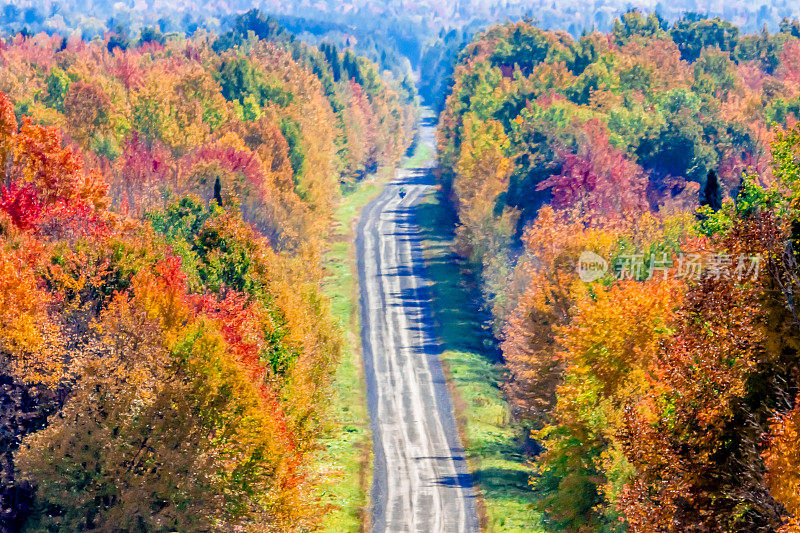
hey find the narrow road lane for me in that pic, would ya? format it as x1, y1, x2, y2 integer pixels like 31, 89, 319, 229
356, 122, 480, 533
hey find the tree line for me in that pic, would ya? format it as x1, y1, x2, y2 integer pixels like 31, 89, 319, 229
438, 11, 800, 532
0, 13, 413, 531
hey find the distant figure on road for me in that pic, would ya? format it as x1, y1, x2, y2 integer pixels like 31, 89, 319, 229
398, 187, 407, 199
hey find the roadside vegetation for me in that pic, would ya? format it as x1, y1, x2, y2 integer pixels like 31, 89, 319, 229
416, 172, 542, 532
315, 170, 388, 532
437, 11, 800, 531
317, 126, 435, 532
0, 12, 414, 531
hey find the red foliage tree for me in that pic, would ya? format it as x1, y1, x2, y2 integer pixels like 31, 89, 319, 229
537, 119, 648, 220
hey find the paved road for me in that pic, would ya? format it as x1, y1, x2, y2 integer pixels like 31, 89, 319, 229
356, 123, 480, 533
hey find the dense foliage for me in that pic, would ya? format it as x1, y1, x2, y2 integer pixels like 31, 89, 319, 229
439, 12, 800, 532
439, 12, 800, 322
0, 19, 413, 531
8, 1, 800, 117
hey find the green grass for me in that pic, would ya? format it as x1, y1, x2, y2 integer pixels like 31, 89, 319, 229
315, 174, 386, 532
404, 139, 433, 169
415, 189, 544, 532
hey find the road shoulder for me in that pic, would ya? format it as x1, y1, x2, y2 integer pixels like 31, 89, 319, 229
414, 185, 545, 532
315, 171, 389, 533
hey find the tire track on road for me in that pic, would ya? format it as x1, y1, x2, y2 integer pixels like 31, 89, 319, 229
356, 123, 480, 533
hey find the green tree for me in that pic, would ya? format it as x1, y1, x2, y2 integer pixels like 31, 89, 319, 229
670, 14, 740, 62
42, 67, 70, 111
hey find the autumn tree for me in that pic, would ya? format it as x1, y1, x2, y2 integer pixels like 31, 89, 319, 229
536, 119, 648, 221
0, 14, 411, 525
62, 80, 112, 148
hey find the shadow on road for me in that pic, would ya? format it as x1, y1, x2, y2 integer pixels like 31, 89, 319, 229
405, 167, 541, 529
434, 473, 476, 489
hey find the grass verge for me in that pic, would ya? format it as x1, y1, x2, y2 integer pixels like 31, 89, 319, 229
315, 170, 387, 532
415, 187, 544, 532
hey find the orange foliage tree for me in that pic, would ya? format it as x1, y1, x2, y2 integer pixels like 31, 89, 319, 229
0, 14, 412, 527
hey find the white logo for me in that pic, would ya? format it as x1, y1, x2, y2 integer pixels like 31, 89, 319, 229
577, 251, 608, 282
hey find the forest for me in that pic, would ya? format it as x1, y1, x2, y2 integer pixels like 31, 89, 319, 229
8, 0, 800, 120
438, 10, 800, 532
7, 0, 800, 531
0, 11, 413, 531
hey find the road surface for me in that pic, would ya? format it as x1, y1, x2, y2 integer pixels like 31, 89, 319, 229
356, 121, 480, 533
